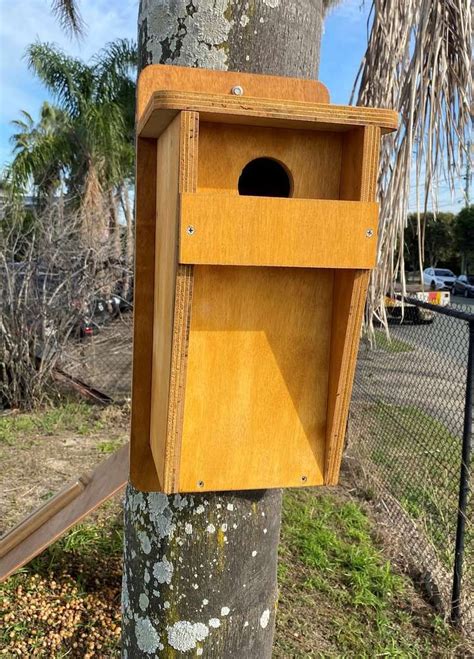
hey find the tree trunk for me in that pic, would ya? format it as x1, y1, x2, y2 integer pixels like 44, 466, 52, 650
123, 2, 325, 656
121, 183, 134, 300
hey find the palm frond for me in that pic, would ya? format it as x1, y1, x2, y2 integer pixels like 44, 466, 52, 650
26, 42, 92, 116
50, 0, 85, 37
352, 0, 472, 330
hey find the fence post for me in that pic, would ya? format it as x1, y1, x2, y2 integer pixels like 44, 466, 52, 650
451, 319, 474, 624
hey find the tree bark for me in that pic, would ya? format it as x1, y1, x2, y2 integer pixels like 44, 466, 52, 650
123, 2, 325, 656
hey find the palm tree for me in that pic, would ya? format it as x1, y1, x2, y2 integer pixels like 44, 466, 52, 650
7, 102, 70, 207
14, 39, 137, 249
352, 0, 471, 326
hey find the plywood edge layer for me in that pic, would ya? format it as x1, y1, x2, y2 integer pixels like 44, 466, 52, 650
161, 111, 198, 493
179, 194, 378, 269
136, 64, 330, 118
137, 91, 398, 138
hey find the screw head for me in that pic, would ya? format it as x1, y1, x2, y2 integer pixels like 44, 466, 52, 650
366, 228, 374, 238
186, 225, 195, 236
301, 475, 308, 483
197, 480, 204, 488
231, 85, 244, 96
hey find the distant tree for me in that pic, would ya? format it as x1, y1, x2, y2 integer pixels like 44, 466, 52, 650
454, 205, 474, 273
404, 212, 455, 271
6, 40, 136, 252
7, 103, 69, 208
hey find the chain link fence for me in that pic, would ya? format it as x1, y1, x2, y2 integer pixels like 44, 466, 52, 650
349, 296, 473, 634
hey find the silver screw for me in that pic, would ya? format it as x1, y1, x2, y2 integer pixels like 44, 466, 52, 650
187, 225, 195, 236
197, 480, 204, 488
231, 85, 244, 96
366, 228, 374, 238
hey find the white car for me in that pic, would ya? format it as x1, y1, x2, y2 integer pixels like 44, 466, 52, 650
423, 267, 457, 291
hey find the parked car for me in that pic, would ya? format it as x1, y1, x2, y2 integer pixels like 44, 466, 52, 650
422, 267, 456, 290
451, 274, 474, 298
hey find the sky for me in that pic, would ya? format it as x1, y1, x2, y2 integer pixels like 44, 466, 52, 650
0, 0, 467, 213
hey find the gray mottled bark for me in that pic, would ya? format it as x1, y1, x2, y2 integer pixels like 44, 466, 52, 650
123, 1, 325, 656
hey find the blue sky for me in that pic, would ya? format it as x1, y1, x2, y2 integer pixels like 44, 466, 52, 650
0, 0, 466, 212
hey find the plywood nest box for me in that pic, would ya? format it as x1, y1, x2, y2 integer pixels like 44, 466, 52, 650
131, 64, 397, 493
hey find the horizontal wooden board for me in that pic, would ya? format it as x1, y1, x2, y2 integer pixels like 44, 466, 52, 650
178, 266, 331, 492
137, 91, 398, 139
179, 194, 378, 269
137, 64, 330, 119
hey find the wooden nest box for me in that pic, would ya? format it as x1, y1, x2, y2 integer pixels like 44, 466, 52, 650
131, 64, 397, 493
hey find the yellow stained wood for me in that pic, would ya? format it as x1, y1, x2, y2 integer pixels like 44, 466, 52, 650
197, 122, 342, 199
325, 126, 381, 485
178, 266, 332, 492
180, 194, 378, 269
148, 112, 198, 493
130, 136, 160, 491
137, 90, 398, 139
137, 64, 330, 119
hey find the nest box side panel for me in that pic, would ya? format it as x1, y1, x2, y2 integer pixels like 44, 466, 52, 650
179, 265, 332, 492
130, 135, 159, 491
149, 111, 198, 493
325, 126, 381, 484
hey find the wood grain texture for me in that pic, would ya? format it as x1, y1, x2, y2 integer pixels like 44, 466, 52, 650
136, 64, 330, 120
137, 90, 398, 139
178, 266, 332, 492
148, 114, 181, 490
180, 194, 378, 269
0, 445, 129, 582
197, 122, 341, 199
162, 112, 198, 493
130, 137, 160, 490
325, 126, 381, 484
0, 477, 89, 559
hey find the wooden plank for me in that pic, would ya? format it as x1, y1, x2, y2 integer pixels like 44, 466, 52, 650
148, 113, 182, 490
136, 64, 330, 120
178, 266, 332, 492
0, 477, 89, 559
137, 90, 398, 139
0, 445, 129, 582
161, 112, 198, 493
325, 126, 381, 484
197, 122, 342, 199
180, 194, 378, 269
129, 137, 160, 491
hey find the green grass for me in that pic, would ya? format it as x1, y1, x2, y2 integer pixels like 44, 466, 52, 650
0, 402, 105, 445
366, 402, 472, 568
1, 491, 468, 657
276, 489, 464, 657
373, 329, 414, 353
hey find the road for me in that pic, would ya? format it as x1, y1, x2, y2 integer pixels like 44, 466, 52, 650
354, 293, 472, 439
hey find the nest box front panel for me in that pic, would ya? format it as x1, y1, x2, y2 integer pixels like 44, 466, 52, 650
179, 265, 332, 492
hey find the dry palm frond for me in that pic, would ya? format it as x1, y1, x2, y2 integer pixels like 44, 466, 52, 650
352, 0, 472, 332
50, 0, 85, 37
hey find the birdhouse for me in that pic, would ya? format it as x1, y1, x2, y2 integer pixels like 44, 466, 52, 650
130, 64, 397, 493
